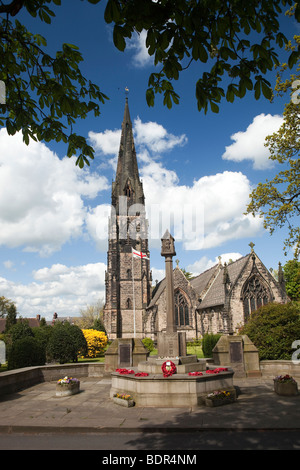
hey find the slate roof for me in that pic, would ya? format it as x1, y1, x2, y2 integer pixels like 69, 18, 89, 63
191, 254, 251, 309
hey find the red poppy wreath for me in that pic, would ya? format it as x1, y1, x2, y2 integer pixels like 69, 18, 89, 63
161, 361, 177, 377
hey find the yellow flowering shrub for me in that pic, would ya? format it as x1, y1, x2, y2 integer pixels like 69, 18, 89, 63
81, 329, 108, 358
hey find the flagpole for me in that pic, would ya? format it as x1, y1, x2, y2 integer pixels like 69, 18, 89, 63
132, 248, 136, 338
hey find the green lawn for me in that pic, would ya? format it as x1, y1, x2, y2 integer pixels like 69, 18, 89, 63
150, 345, 204, 358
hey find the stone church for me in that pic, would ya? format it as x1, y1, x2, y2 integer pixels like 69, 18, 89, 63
103, 99, 289, 341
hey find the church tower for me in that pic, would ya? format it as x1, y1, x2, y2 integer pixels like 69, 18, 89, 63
103, 97, 152, 339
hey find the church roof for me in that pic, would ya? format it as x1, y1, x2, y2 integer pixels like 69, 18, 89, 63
148, 254, 253, 310
193, 254, 251, 309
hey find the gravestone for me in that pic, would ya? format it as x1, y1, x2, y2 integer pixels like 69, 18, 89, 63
212, 335, 261, 377
0, 341, 5, 365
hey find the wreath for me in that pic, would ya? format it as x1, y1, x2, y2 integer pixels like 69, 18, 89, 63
161, 360, 177, 377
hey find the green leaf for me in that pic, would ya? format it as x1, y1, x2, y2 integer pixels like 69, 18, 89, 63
261, 80, 272, 100
146, 88, 155, 107
113, 25, 126, 51
210, 101, 219, 113
254, 80, 261, 100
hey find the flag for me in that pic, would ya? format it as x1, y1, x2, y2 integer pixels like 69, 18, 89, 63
132, 248, 149, 260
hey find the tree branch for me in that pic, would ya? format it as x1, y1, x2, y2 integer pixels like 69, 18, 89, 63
0, 0, 24, 16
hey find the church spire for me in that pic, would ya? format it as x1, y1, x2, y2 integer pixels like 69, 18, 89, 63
112, 97, 144, 212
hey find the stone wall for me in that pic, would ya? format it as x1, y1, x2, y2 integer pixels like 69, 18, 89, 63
260, 360, 300, 378
0, 363, 105, 396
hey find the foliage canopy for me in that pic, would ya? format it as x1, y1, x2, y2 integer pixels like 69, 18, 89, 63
0, 0, 299, 167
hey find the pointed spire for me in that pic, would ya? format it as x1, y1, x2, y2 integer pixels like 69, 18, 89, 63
112, 97, 145, 211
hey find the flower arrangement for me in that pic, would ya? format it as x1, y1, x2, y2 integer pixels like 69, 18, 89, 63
134, 372, 149, 377
161, 360, 176, 377
113, 393, 133, 401
273, 374, 297, 384
188, 371, 203, 376
115, 368, 135, 374
206, 367, 228, 375
273, 374, 298, 396
206, 390, 233, 401
57, 376, 79, 385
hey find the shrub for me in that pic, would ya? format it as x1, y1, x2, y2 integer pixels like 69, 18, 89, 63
7, 319, 34, 343
142, 337, 155, 353
240, 302, 300, 360
47, 322, 87, 364
81, 329, 108, 358
202, 333, 221, 358
7, 336, 45, 370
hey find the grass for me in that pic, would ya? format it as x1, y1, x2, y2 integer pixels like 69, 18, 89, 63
150, 344, 204, 358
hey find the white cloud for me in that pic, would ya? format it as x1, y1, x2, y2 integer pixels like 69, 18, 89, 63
222, 113, 283, 169
141, 168, 263, 250
0, 262, 106, 319
134, 117, 187, 153
127, 30, 153, 68
88, 129, 121, 156
0, 129, 109, 256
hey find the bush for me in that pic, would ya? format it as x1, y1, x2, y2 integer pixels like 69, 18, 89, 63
81, 329, 108, 358
142, 337, 155, 353
7, 320, 34, 343
202, 333, 221, 357
240, 302, 300, 360
7, 336, 46, 370
47, 322, 87, 364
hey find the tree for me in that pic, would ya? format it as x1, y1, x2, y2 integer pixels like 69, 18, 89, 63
4, 303, 17, 332
283, 259, 300, 300
106, 0, 300, 112
0, 0, 108, 169
74, 300, 105, 331
0, 296, 17, 317
246, 36, 300, 257
0, 0, 299, 167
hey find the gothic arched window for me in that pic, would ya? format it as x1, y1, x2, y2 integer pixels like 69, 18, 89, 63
242, 275, 270, 323
174, 291, 190, 326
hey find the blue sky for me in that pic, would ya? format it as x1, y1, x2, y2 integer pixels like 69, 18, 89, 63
0, 1, 298, 320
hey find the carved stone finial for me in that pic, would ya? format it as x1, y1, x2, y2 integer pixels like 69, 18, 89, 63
161, 230, 176, 257
249, 241, 255, 252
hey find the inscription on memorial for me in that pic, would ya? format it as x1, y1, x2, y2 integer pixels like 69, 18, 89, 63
229, 341, 243, 363
118, 343, 132, 367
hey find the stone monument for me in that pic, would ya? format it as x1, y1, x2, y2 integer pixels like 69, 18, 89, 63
139, 230, 204, 374
212, 335, 261, 378
157, 230, 187, 358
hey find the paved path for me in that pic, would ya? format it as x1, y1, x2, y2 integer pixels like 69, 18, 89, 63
0, 377, 300, 434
